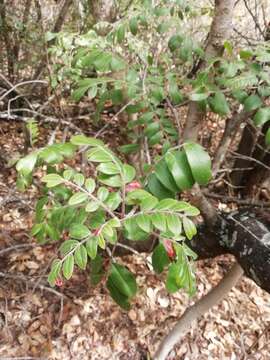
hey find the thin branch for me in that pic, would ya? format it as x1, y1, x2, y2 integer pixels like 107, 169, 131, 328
0, 243, 36, 256
229, 151, 270, 171
0, 80, 47, 101
154, 262, 243, 360
204, 191, 270, 208
212, 110, 250, 177
243, 0, 265, 38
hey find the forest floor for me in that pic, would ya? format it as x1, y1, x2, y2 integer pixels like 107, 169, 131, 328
0, 119, 270, 360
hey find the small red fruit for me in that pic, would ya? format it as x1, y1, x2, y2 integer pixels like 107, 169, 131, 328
163, 240, 175, 258
55, 278, 63, 287
126, 181, 141, 192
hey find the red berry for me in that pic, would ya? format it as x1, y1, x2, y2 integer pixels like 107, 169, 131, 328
163, 240, 175, 258
55, 278, 63, 287
126, 181, 141, 192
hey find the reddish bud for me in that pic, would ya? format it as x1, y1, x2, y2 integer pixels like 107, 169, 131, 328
55, 278, 63, 287
163, 240, 175, 258
126, 181, 141, 192
93, 228, 101, 236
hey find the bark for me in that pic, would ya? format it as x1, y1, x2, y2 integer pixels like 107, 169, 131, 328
0, 0, 15, 79
212, 110, 250, 177
89, 0, 118, 23
183, 0, 235, 142
32, 0, 73, 82
230, 123, 258, 187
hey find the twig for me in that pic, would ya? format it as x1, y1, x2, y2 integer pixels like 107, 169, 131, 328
212, 110, 248, 177
0, 80, 47, 101
243, 0, 265, 38
0, 243, 36, 257
243, 323, 270, 358
204, 192, 270, 208
229, 151, 270, 171
166, 98, 181, 143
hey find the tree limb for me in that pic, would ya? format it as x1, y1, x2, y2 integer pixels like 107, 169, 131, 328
154, 262, 243, 360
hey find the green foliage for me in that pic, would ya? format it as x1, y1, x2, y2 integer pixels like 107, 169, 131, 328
147, 142, 211, 199
15, 135, 211, 309
26, 119, 39, 147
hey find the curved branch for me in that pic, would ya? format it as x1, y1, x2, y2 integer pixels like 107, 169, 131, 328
154, 262, 243, 360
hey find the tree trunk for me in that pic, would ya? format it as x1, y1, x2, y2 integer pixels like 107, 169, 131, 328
183, 0, 235, 142
89, 0, 118, 23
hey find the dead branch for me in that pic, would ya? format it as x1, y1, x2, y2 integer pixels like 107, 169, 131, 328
212, 110, 251, 177
154, 262, 243, 360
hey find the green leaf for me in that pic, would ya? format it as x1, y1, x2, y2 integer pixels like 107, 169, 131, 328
168, 34, 183, 52
85, 178, 95, 193
108, 263, 137, 298
72, 86, 91, 101
144, 122, 160, 137
105, 192, 122, 210
60, 239, 79, 256
117, 24, 125, 43
208, 92, 230, 116
57, 143, 77, 158
183, 217, 197, 240
70, 135, 103, 147
97, 162, 120, 175
129, 17, 138, 35
97, 233, 106, 249
141, 195, 159, 211
98, 174, 122, 187
189, 92, 209, 101
166, 214, 182, 235
123, 164, 136, 183
16, 152, 38, 176
97, 187, 109, 201
63, 255, 74, 280
183, 143, 211, 186
135, 214, 152, 232
68, 192, 88, 206
151, 213, 167, 232
85, 201, 99, 212
86, 236, 98, 260
148, 132, 162, 146
165, 151, 194, 191
70, 224, 90, 239
254, 108, 270, 126
87, 147, 115, 163
39, 147, 63, 164
106, 278, 130, 310
166, 263, 180, 293
42, 173, 64, 188
124, 218, 148, 241
107, 218, 121, 228
73, 173, 85, 187
147, 174, 175, 199
48, 259, 61, 287
244, 95, 262, 112
152, 244, 170, 274
63, 169, 74, 181
110, 57, 126, 71
155, 159, 179, 192
90, 254, 104, 285
232, 89, 248, 103
74, 245, 88, 270
119, 144, 140, 154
